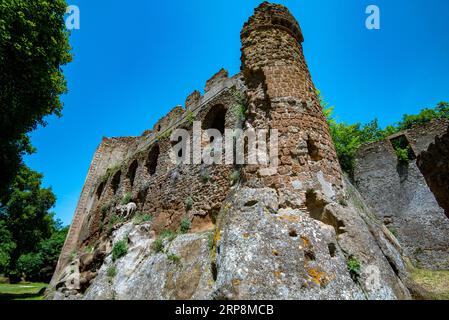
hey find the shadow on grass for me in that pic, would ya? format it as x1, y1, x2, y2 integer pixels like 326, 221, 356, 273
0, 287, 46, 301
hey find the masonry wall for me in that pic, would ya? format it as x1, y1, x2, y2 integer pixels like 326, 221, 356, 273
240, 2, 343, 208
354, 119, 449, 270
51, 137, 141, 285
52, 72, 246, 282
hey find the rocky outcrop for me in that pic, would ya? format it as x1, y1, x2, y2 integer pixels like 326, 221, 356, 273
49, 176, 411, 300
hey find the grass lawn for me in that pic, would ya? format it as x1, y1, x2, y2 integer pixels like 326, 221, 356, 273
0, 282, 48, 300
410, 268, 449, 300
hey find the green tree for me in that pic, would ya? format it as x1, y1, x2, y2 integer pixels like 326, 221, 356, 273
0, 220, 16, 274
319, 90, 448, 176
0, 0, 72, 200
16, 225, 68, 282
0, 165, 58, 281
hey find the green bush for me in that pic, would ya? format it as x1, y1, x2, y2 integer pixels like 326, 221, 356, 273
208, 232, 214, 251
388, 226, 399, 238
161, 230, 177, 242
152, 238, 164, 253
16, 252, 44, 281
112, 240, 128, 262
232, 104, 247, 122
201, 171, 211, 183
186, 111, 195, 125
395, 147, 410, 163
107, 265, 117, 278
185, 197, 193, 211
167, 253, 181, 264
101, 203, 111, 216
347, 256, 361, 281
229, 170, 241, 186
133, 213, 153, 225
180, 217, 191, 234
121, 192, 132, 205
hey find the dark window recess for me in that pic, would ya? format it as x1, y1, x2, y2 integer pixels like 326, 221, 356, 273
146, 144, 160, 175
96, 182, 105, 199
390, 135, 416, 162
202, 104, 226, 135
127, 160, 139, 188
307, 136, 322, 161
111, 171, 121, 195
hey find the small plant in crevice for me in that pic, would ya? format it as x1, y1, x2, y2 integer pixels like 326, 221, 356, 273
185, 196, 193, 211
101, 203, 111, 216
231, 89, 248, 122
201, 171, 211, 183
161, 230, 178, 242
180, 217, 191, 234
108, 214, 119, 235
112, 239, 128, 262
69, 250, 77, 262
390, 135, 415, 165
121, 192, 132, 205
338, 197, 348, 207
229, 170, 241, 186
85, 246, 94, 254
152, 238, 164, 253
186, 111, 195, 125
232, 104, 247, 122
167, 253, 181, 265
347, 256, 362, 281
107, 265, 117, 279
395, 146, 411, 164
387, 226, 399, 238
156, 128, 174, 141
208, 232, 215, 251
132, 211, 152, 225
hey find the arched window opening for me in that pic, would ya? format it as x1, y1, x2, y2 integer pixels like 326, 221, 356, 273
127, 160, 139, 188
111, 171, 121, 195
202, 104, 226, 135
96, 181, 105, 199
146, 144, 160, 175
307, 136, 322, 161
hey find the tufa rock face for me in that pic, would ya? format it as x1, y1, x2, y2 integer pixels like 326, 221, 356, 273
49, 2, 449, 300
354, 120, 449, 270
417, 125, 449, 219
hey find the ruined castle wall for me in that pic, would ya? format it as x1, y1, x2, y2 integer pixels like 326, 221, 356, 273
53, 72, 246, 283
51, 137, 140, 285
51, 3, 412, 300
354, 119, 449, 269
418, 126, 449, 218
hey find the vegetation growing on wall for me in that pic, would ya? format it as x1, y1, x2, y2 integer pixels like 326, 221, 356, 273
112, 240, 128, 262
319, 90, 449, 176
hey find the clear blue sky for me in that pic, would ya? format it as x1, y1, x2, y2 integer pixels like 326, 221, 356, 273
25, 0, 449, 225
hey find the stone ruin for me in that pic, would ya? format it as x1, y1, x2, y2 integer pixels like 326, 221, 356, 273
48, 2, 448, 300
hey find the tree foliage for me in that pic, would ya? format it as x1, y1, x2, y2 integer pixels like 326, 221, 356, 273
0, 165, 67, 282
16, 226, 68, 282
319, 91, 449, 176
0, 0, 71, 200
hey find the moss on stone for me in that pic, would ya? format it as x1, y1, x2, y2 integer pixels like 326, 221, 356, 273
409, 268, 449, 300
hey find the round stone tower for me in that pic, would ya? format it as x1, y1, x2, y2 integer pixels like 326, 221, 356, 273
240, 2, 343, 206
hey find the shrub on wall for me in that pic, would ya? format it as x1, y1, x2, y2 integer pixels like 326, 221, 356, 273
112, 240, 128, 262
